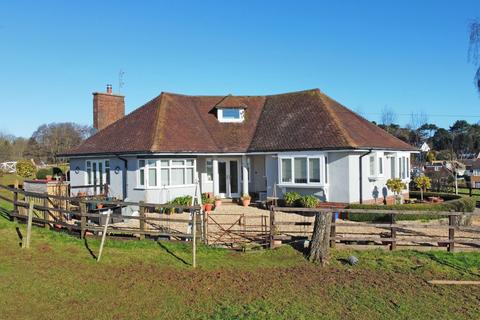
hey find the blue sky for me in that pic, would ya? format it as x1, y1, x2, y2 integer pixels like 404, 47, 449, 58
1, 0, 480, 137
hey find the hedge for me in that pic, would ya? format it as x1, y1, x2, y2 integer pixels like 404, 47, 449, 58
346, 192, 476, 222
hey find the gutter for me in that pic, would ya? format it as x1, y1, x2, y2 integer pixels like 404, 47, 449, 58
115, 155, 128, 200
359, 149, 373, 204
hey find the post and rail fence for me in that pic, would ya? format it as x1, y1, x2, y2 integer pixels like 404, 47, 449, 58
269, 206, 480, 252
1, 184, 480, 252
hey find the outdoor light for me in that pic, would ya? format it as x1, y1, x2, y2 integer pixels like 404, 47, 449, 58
114, 166, 121, 174
74, 167, 80, 174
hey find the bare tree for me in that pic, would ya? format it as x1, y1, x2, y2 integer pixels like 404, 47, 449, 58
380, 105, 397, 125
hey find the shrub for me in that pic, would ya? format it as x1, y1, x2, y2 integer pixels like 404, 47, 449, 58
16, 160, 37, 179
414, 175, 431, 200
386, 178, 407, 204
36, 168, 53, 179
347, 193, 476, 222
299, 195, 319, 208
171, 195, 193, 206
283, 192, 301, 206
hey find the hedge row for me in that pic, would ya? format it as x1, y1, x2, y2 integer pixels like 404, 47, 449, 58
346, 192, 476, 222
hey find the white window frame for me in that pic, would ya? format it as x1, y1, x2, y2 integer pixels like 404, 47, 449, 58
85, 159, 110, 186
136, 158, 196, 189
205, 159, 214, 181
278, 155, 327, 187
217, 108, 245, 123
368, 152, 384, 179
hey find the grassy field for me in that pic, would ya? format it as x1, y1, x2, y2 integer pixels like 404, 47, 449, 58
1, 174, 480, 319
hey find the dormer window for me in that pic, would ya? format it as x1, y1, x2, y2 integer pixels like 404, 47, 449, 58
217, 107, 245, 123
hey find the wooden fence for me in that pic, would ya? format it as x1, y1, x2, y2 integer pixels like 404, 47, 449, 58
270, 206, 480, 252
0, 185, 202, 241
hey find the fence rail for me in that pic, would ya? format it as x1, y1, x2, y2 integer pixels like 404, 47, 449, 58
270, 206, 480, 252
0, 185, 202, 241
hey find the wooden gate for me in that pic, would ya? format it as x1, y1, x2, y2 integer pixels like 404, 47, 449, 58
204, 213, 269, 248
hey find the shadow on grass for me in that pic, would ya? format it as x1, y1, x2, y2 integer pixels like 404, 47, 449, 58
0, 207, 11, 221
157, 241, 190, 266
83, 233, 97, 260
415, 251, 480, 277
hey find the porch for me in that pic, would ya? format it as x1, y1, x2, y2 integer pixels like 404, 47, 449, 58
197, 155, 268, 200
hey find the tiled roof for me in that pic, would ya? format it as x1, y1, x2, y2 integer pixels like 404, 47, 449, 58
63, 89, 416, 156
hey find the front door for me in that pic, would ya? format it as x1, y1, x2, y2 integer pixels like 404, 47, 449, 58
218, 159, 240, 198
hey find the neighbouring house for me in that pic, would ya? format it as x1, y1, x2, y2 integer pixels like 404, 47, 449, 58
463, 158, 480, 188
61, 87, 416, 205
424, 160, 466, 191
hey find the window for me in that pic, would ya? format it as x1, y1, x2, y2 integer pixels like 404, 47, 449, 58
369, 156, 375, 176
206, 159, 213, 181
280, 156, 327, 185
138, 158, 195, 188
406, 157, 410, 178
148, 160, 157, 187
223, 108, 241, 119
138, 160, 145, 187
378, 157, 383, 175
281, 159, 292, 183
309, 158, 321, 183
105, 161, 110, 185
218, 108, 245, 123
86, 160, 111, 187
324, 157, 328, 183
390, 157, 396, 178
86, 161, 92, 185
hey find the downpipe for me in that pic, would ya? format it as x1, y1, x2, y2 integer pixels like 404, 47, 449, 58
359, 149, 373, 204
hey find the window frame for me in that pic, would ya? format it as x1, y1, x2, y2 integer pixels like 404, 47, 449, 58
217, 108, 245, 123
278, 155, 327, 186
85, 159, 111, 187
137, 158, 196, 189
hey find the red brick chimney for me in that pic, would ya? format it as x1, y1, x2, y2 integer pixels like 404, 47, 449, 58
93, 84, 125, 131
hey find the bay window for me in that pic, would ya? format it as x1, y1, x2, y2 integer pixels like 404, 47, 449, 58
280, 155, 327, 185
138, 158, 196, 188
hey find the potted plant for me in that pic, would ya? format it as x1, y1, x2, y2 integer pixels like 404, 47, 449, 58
241, 193, 251, 207
204, 197, 214, 212
214, 196, 222, 208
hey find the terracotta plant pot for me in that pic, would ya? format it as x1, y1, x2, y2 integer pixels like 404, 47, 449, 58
204, 203, 213, 212
214, 200, 222, 207
242, 199, 251, 207
46, 175, 53, 181
96, 203, 104, 209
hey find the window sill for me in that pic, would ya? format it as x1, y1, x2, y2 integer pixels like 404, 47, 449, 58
277, 183, 327, 188
135, 184, 197, 190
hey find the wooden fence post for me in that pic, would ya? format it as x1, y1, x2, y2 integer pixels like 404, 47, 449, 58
12, 180, 19, 223
448, 214, 455, 252
390, 213, 396, 251
80, 202, 87, 239
97, 209, 111, 262
22, 201, 34, 249
139, 202, 145, 240
43, 196, 50, 229
203, 210, 208, 245
330, 210, 337, 248
269, 206, 275, 249
192, 209, 196, 268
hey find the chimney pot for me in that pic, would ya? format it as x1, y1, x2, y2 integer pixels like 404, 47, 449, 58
106, 84, 112, 94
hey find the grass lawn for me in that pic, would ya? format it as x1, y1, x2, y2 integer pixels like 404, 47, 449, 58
1, 173, 480, 319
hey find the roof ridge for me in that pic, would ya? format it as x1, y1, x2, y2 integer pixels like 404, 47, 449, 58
317, 92, 358, 148
149, 93, 166, 151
